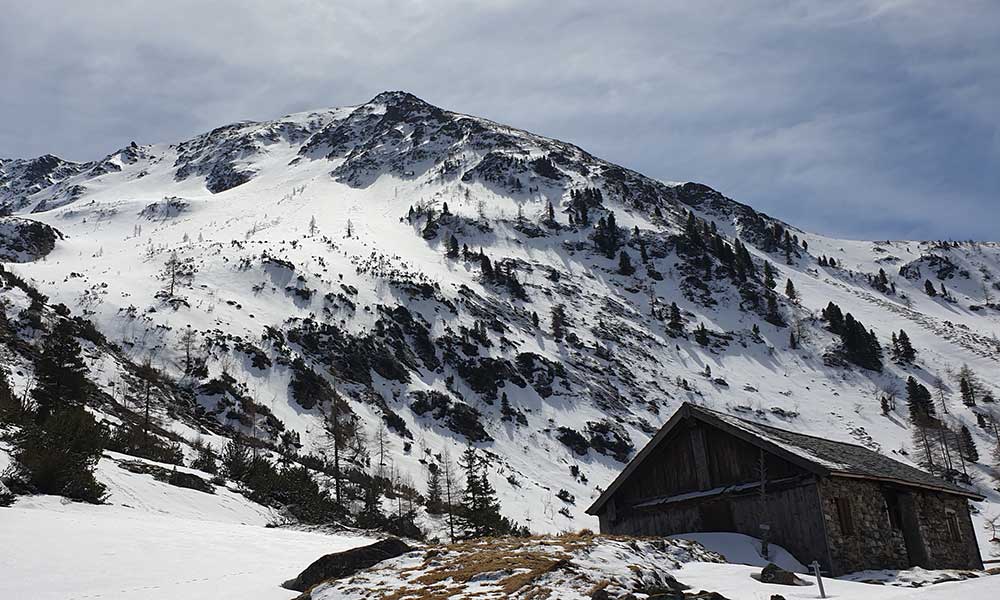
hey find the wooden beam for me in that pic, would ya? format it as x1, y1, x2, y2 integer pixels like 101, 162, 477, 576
690, 424, 712, 490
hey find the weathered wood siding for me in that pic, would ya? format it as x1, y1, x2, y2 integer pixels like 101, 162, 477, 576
601, 479, 830, 571
611, 421, 807, 508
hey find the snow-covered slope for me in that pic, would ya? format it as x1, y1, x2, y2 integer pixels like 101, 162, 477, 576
1, 91, 999, 554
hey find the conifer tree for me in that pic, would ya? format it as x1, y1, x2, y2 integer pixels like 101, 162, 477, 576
896, 330, 916, 362
550, 304, 566, 340
925, 279, 937, 296
958, 365, 978, 406
426, 463, 443, 514
191, 442, 218, 474
959, 425, 980, 463
479, 251, 494, 280
906, 376, 936, 424
32, 319, 88, 424
784, 278, 797, 300
12, 406, 107, 503
446, 234, 459, 259
789, 330, 797, 349
822, 302, 844, 333
667, 302, 683, 331
765, 292, 784, 326
694, 323, 709, 346
457, 447, 506, 538
763, 261, 776, 289
618, 250, 635, 275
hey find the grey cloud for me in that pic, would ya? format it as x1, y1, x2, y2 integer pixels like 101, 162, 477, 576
1, 0, 996, 239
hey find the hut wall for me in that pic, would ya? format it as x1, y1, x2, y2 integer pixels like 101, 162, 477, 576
912, 489, 983, 570
612, 422, 807, 507
817, 477, 909, 574
602, 479, 830, 571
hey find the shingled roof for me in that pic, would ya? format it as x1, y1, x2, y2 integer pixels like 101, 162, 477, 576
587, 402, 983, 515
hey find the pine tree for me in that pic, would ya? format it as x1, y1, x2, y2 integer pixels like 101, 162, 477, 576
694, 323, 709, 346
822, 302, 845, 333
11, 406, 107, 503
959, 425, 980, 462
457, 447, 506, 538
894, 330, 916, 362
763, 261, 776, 289
221, 439, 252, 482
617, 250, 635, 275
545, 201, 555, 224
446, 234, 459, 259
308, 216, 318, 236
479, 251, 494, 280
426, 463, 444, 514
958, 364, 977, 406
906, 376, 936, 424
925, 279, 938, 296
765, 292, 784, 327
32, 320, 88, 424
0, 366, 23, 425
784, 278, 797, 300
550, 305, 566, 341
667, 302, 683, 331
191, 442, 218, 474
789, 330, 797, 349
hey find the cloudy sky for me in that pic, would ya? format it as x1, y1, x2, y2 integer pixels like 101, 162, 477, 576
2, 1, 997, 240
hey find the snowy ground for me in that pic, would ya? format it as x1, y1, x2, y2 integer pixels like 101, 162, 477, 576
677, 562, 1000, 600
0, 447, 376, 600
0, 499, 374, 600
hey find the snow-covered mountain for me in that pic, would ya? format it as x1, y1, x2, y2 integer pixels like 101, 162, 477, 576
1, 91, 999, 547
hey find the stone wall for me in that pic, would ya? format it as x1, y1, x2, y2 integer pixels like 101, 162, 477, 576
818, 478, 909, 574
913, 490, 983, 570
818, 477, 982, 574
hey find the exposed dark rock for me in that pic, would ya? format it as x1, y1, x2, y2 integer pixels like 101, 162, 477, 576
409, 390, 491, 442
282, 538, 414, 593
0, 217, 62, 262
755, 563, 808, 586
556, 426, 589, 456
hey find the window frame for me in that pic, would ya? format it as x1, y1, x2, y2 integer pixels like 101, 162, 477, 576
835, 497, 855, 537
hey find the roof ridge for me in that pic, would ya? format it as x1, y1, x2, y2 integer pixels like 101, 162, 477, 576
685, 402, 876, 453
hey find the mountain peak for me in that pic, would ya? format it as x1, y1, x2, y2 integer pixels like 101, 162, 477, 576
367, 90, 431, 108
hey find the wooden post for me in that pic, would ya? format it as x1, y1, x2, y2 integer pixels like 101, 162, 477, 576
690, 426, 712, 490
810, 561, 826, 599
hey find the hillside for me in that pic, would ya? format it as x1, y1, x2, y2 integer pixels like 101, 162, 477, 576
1, 91, 999, 553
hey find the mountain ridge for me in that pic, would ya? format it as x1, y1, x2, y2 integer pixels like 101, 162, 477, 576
0, 91, 998, 546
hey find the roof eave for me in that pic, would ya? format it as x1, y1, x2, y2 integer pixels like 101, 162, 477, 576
829, 472, 986, 501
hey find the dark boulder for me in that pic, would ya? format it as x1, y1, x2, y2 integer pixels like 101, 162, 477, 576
755, 563, 809, 586
282, 538, 413, 593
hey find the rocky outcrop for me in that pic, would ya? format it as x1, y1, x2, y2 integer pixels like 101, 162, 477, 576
0, 217, 62, 262
282, 538, 414, 593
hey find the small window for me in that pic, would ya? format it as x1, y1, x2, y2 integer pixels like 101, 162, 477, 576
836, 497, 854, 536
883, 492, 903, 530
945, 512, 961, 541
